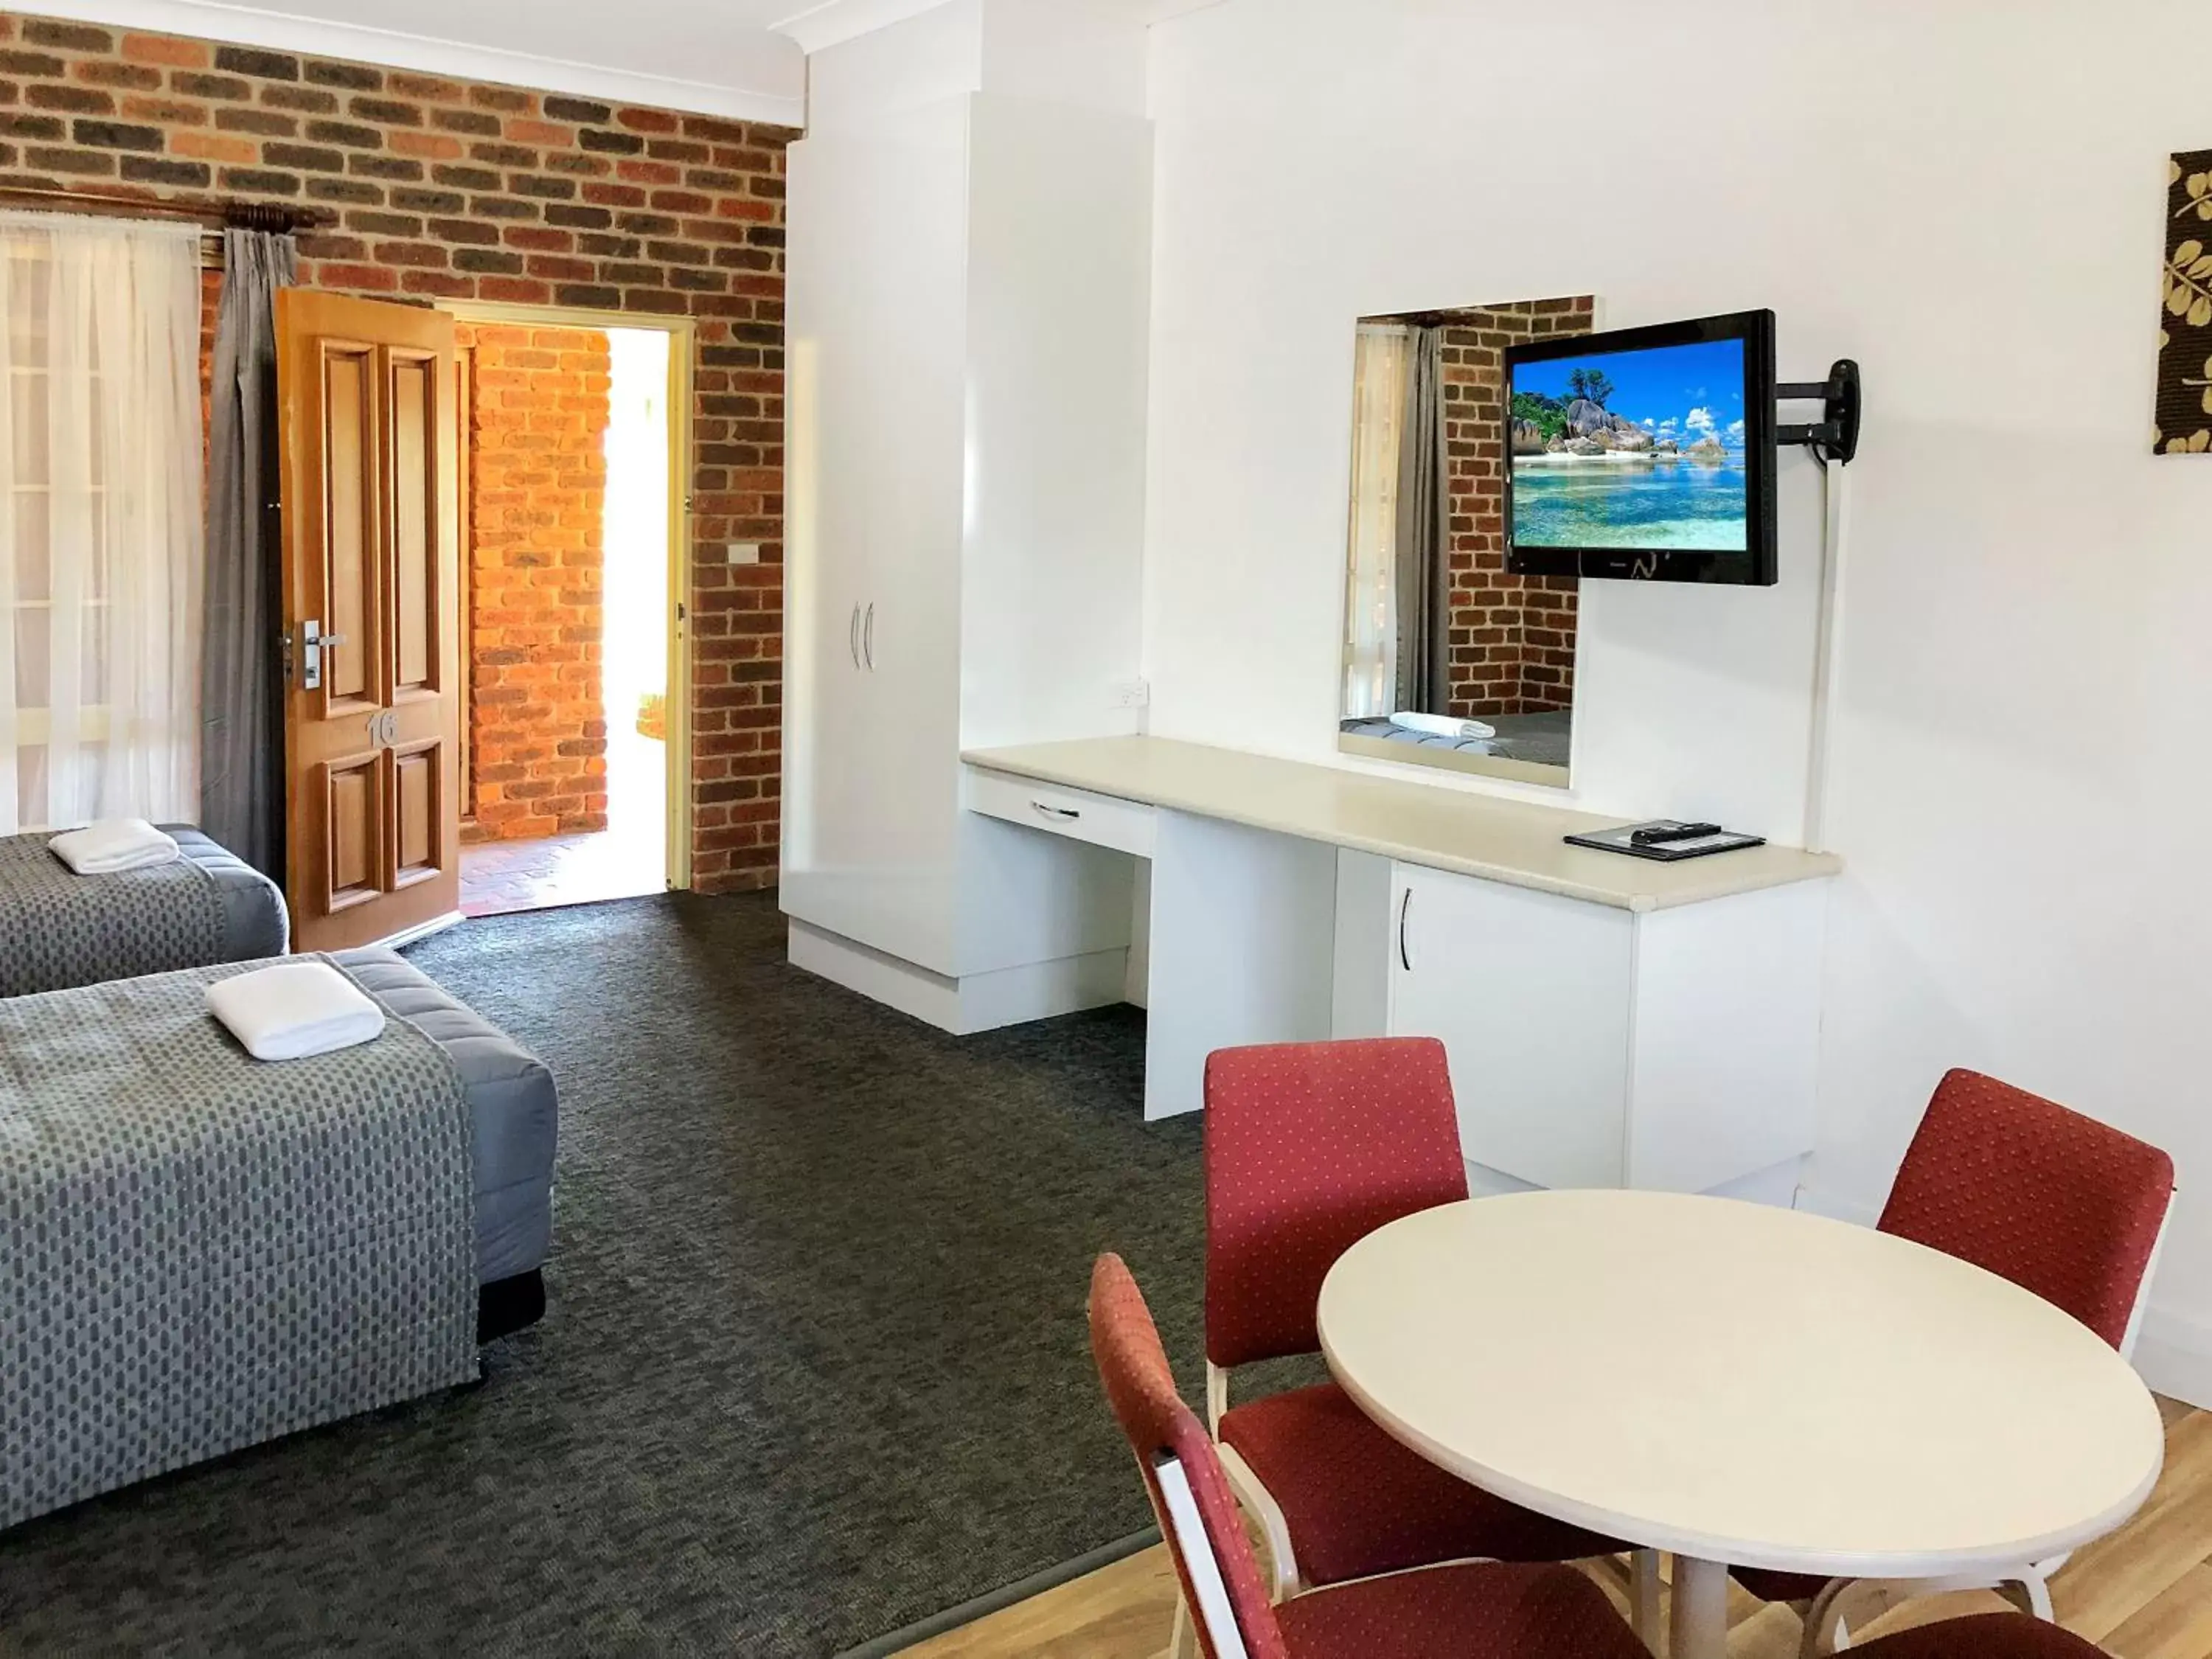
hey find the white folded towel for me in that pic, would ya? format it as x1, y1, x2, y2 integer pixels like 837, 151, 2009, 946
1388, 710, 1498, 742
48, 818, 181, 874
206, 961, 386, 1062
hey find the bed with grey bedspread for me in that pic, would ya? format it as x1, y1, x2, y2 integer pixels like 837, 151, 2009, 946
0, 949, 557, 1528
340, 947, 558, 1287
0, 825, 289, 998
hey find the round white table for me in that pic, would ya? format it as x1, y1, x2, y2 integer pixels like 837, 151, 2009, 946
1315, 1190, 2163, 1659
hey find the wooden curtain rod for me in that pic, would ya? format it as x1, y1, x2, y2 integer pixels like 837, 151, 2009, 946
0, 184, 332, 234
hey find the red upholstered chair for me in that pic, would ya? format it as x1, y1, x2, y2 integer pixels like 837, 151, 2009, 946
1088, 1253, 1653, 1659
1736, 1068, 2176, 1655
1202, 1038, 1625, 1603
1850, 1615, 2118, 1658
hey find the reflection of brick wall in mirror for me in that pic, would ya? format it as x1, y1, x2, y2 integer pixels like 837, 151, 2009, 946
1439, 298, 1593, 717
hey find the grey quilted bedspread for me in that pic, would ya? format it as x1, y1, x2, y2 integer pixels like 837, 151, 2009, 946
0, 956, 477, 1529
0, 830, 236, 997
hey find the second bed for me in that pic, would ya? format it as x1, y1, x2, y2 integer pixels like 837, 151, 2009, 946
0, 825, 290, 997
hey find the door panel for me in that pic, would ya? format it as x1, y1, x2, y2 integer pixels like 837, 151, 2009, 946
279, 290, 462, 950
324, 753, 382, 908
389, 349, 437, 698
320, 341, 377, 711
392, 741, 439, 882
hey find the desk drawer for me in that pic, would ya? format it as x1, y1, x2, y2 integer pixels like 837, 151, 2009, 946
968, 768, 1155, 858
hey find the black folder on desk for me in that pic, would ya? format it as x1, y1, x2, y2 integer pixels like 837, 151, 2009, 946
1565, 821, 1767, 862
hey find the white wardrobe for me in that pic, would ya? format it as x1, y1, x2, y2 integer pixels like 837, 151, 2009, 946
780, 49, 1155, 1032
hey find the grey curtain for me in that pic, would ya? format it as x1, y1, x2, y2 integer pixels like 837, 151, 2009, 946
1392, 326, 1450, 712
198, 228, 296, 876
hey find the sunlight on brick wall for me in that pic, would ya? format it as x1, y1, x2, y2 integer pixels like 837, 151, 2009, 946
457, 322, 609, 843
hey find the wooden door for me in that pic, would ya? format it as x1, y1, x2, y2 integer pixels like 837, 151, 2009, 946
276, 290, 462, 951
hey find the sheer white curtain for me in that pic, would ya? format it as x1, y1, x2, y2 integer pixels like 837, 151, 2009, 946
1342, 323, 1411, 719
0, 212, 202, 833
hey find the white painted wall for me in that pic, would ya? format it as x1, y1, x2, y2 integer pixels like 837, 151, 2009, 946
1141, 0, 2212, 1397
807, 0, 1150, 131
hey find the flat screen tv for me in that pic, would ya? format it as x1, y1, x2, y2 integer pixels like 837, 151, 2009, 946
1506, 309, 1778, 585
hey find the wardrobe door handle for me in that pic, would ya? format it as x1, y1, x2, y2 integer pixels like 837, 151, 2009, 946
849, 603, 860, 669
863, 603, 875, 671
1398, 886, 1413, 972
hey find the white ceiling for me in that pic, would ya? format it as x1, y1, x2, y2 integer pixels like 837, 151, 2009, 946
769, 0, 1225, 55
39, 0, 810, 124
36, 0, 1228, 127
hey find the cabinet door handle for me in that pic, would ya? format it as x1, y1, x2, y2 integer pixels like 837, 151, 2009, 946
1032, 801, 1081, 821
849, 603, 860, 669
863, 602, 875, 671
1398, 886, 1413, 972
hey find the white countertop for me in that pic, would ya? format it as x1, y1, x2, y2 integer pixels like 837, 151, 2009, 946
961, 736, 1840, 912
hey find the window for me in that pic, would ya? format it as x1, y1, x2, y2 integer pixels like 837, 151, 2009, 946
1341, 323, 1410, 720
0, 213, 201, 832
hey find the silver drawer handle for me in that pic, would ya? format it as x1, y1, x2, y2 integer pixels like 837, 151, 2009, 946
1032, 801, 1081, 821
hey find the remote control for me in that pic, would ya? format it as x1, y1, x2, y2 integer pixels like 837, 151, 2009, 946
1630, 822, 1724, 846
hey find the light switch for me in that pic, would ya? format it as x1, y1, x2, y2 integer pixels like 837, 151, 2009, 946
727, 543, 761, 565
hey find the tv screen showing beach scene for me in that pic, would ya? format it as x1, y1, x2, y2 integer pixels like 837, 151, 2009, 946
1509, 335, 1752, 556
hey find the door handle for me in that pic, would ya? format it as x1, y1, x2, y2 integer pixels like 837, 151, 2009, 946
849, 603, 860, 669
863, 603, 875, 671
1398, 886, 1413, 972
297, 619, 348, 691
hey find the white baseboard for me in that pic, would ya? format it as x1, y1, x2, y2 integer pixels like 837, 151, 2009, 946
1793, 1182, 1882, 1227
1464, 1160, 1544, 1198
2133, 1309, 2212, 1409
374, 910, 465, 951
787, 920, 1127, 1036
1467, 1156, 1809, 1206
1706, 1156, 1806, 1208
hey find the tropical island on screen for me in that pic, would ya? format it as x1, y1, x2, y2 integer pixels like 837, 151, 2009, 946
1509, 337, 1750, 552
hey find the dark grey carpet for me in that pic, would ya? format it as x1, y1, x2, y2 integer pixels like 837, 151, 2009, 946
0, 893, 1207, 1656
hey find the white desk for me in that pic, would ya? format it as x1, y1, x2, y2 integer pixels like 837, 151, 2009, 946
1317, 1192, 2164, 1659
962, 737, 1840, 1197
964, 736, 1840, 913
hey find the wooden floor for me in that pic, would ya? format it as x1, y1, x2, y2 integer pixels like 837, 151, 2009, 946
911, 1398, 2212, 1659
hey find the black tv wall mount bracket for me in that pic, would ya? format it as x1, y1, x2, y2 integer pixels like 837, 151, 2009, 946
1776, 359, 1860, 465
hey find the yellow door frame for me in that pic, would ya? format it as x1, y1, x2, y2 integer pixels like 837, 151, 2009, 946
437, 298, 695, 891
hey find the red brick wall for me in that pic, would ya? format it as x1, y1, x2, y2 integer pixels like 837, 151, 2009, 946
456, 321, 610, 843
0, 10, 790, 890
1440, 297, 1590, 719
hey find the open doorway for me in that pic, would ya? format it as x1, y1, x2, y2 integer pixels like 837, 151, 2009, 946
448, 310, 689, 917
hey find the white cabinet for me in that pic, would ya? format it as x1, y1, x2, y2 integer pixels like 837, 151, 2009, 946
1380, 860, 1827, 1194
782, 91, 1152, 1031
782, 100, 967, 973
1389, 866, 1635, 1190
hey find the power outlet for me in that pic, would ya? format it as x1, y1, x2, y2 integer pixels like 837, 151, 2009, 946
1110, 678, 1151, 709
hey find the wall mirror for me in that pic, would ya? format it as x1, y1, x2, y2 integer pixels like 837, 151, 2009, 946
1338, 295, 1596, 787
